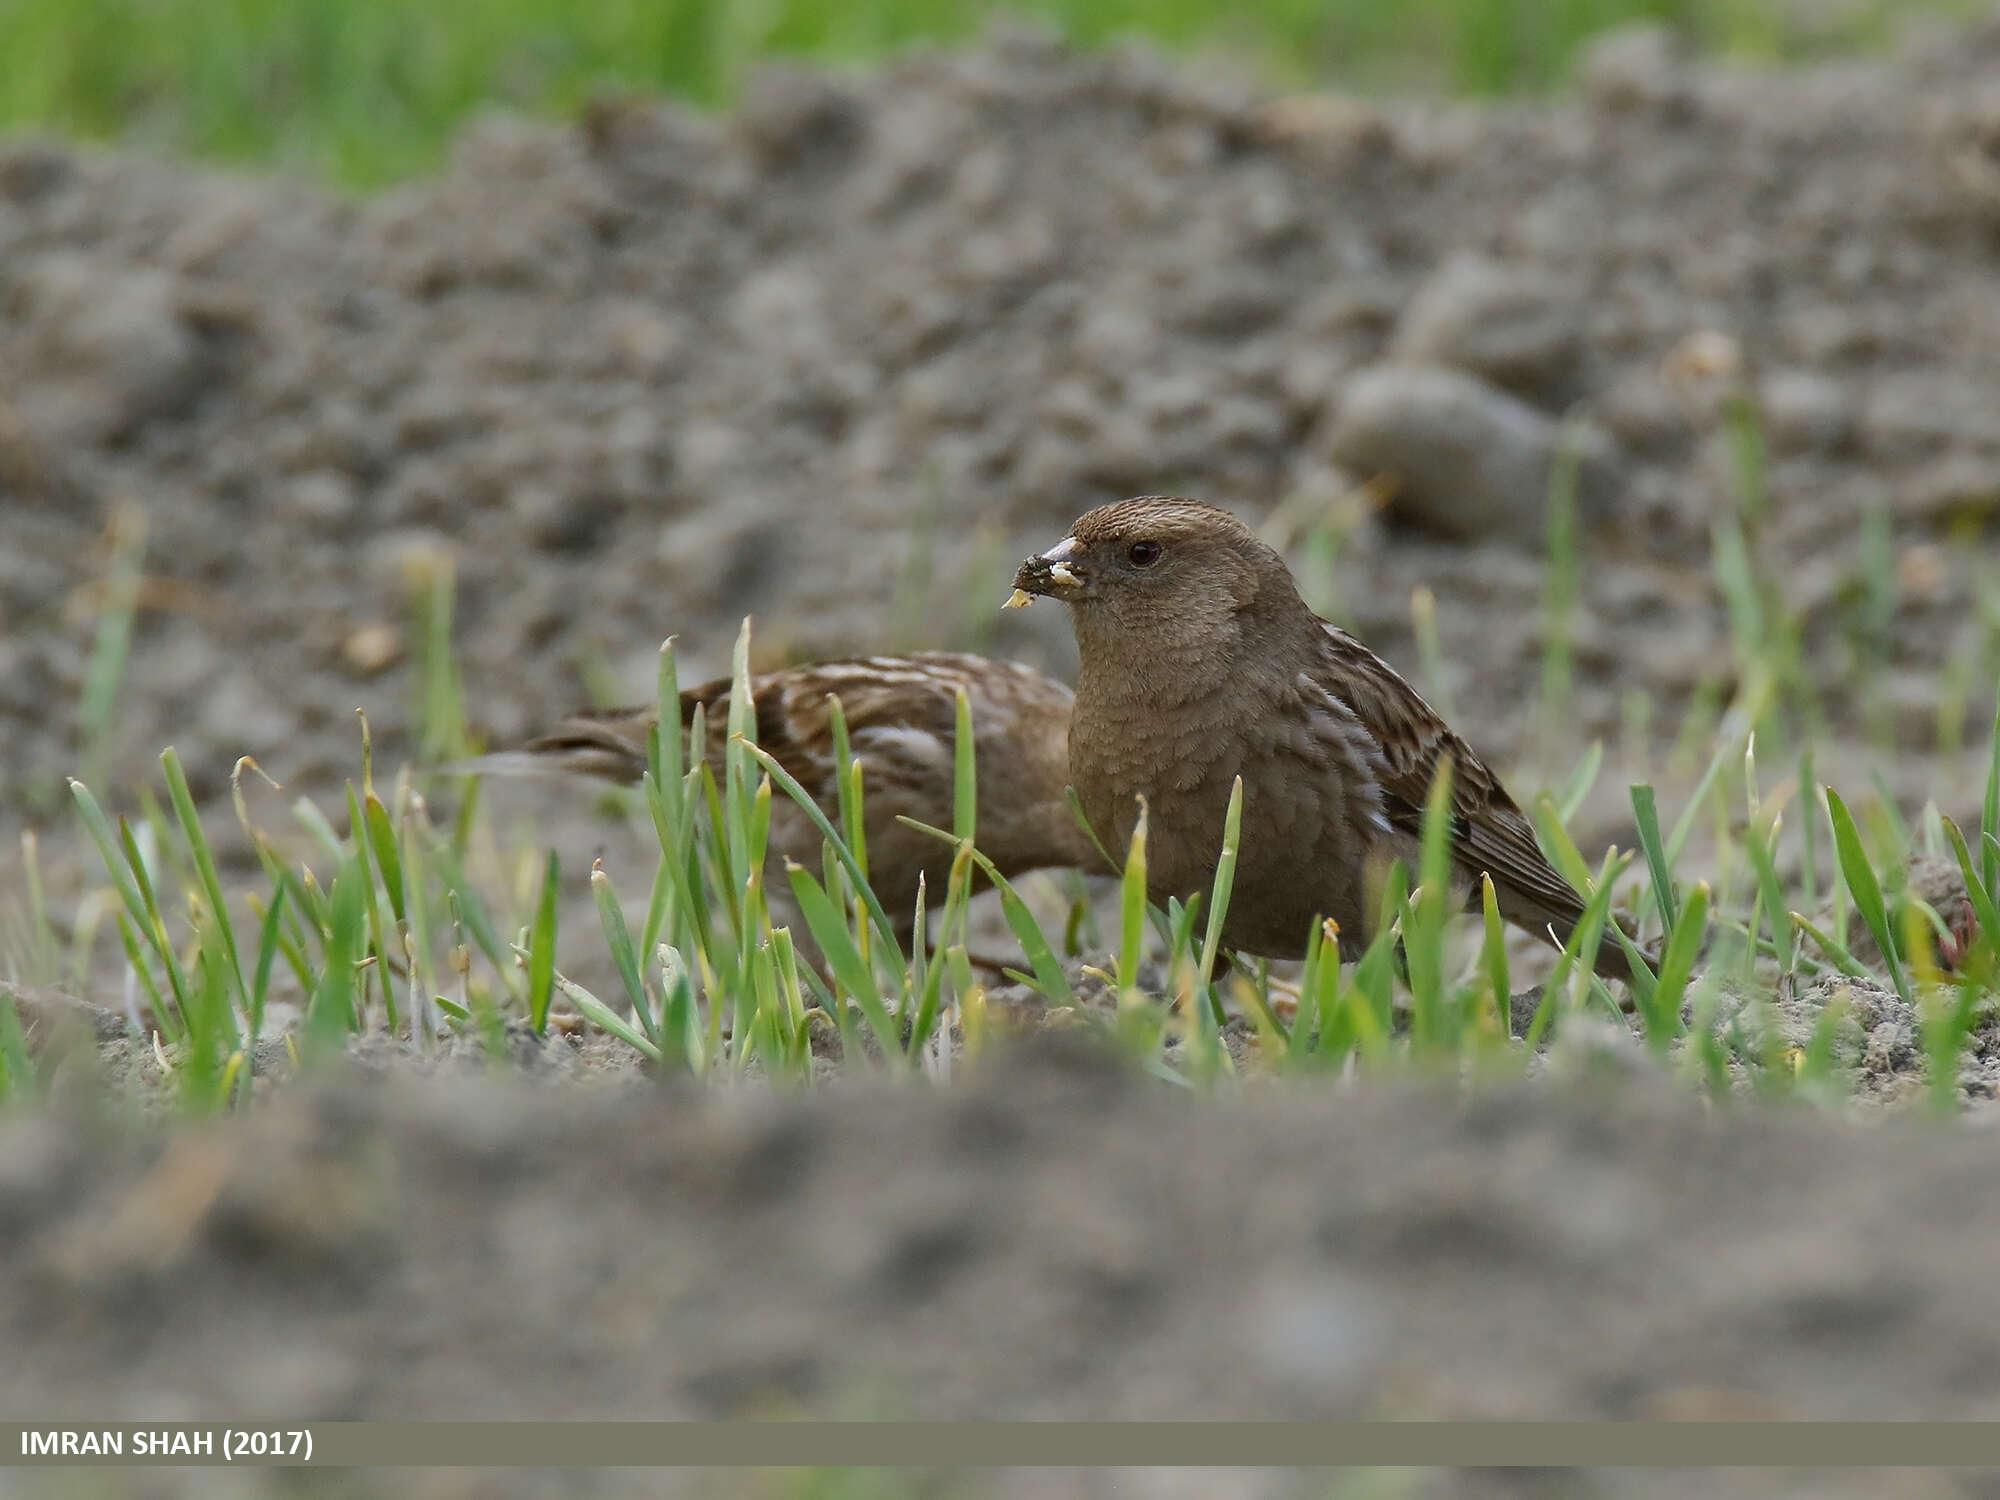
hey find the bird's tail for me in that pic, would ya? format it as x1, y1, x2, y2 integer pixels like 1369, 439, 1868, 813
444, 709, 659, 785
1494, 885, 1657, 986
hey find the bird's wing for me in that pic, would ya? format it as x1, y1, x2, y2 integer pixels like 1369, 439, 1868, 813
519, 665, 823, 787
520, 654, 1060, 814
1313, 622, 1585, 923
690, 655, 987, 804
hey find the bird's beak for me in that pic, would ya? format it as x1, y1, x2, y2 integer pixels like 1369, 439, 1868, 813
1003, 537, 1083, 609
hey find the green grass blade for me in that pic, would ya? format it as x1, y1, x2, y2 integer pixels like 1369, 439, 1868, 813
641, 767, 710, 977
1742, 813, 1795, 974
743, 945, 796, 1074
18, 830, 59, 987
1478, 873, 1511, 1039
411, 553, 469, 765
593, 860, 656, 1043
910, 843, 976, 1057
908, 873, 929, 1026
114, 910, 173, 1040
180, 944, 232, 1110
307, 855, 367, 1047
1797, 748, 1819, 911
1288, 914, 1326, 1063
1166, 895, 1202, 966
898, 815, 1072, 1005
770, 926, 810, 1031
293, 796, 347, 867
1792, 913, 1868, 979
1063, 786, 1121, 875
785, 861, 901, 1063
398, 786, 437, 1038
652, 638, 685, 819
264, 877, 320, 999
1569, 846, 1629, 1021
952, 686, 977, 844
697, 762, 742, 941
117, 814, 195, 1032
363, 790, 407, 926
1116, 798, 1150, 993
657, 944, 704, 1075
1406, 757, 1456, 1046
1352, 862, 1407, 1043
1866, 771, 1910, 858
426, 840, 514, 997
637, 845, 675, 972
746, 775, 774, 882
1648, 880, 1709, 1047
722, 618, 758, 899
342, 783, 391, 1029
1984, 689, 2000, 898
68, 779, 153, 963
1629, 783, 1678, 940
1193, 778, 1243, 1029
1555, 740, 1603, 825
826, 693, 859, 858
1943, 816, 2000, 949
526, 850, 561, 1034
742, 740, 906, 968
247, 882, 288, 1047
161, 747, 249, 1015
1529, 792, 1593, 892
1826, 787, 1911, 1005
1666, 725, 1742, 868
560, 975, 661, 1064
842, 760, 872, 950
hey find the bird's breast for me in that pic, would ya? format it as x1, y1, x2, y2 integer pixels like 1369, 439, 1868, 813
1069, 694, 1241, 878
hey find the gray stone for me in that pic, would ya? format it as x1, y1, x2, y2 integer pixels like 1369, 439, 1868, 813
1579, 24, 1694, 115
10, 256, 206, 443
1389, 253, 1583, 407
1324, 365, 1625, 542
1760, 369, 1854, 455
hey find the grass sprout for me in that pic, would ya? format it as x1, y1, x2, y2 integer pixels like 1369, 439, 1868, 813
24, 383, 2000, 1117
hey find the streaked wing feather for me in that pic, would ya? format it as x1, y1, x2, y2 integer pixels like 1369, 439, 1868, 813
1314, 623, 1584, 921
525, 653, 1018, 796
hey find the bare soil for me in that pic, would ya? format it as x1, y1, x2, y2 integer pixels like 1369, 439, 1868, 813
7, 15, 2000, 1482
9, 19, 2000, 839
7, 1047, 2000, 1498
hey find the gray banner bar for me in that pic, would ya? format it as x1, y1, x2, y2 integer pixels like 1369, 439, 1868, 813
5, 1423, 2000, 1467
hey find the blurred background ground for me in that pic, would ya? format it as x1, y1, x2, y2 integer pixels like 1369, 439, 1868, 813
13, 10, 2000, 945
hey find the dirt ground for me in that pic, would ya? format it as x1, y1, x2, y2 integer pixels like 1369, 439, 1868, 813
9, 10, 2000, 1479
11, 16, 2000, 841
9, 1046, 2000, 1498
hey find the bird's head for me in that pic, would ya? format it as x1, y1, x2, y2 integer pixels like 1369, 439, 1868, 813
1006, 497, 1301, 664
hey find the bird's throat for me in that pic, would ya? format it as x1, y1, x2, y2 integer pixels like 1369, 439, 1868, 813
1068, 607, 1238, 713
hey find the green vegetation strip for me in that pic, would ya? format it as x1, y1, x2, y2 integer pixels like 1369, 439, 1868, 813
0, 0, 1984, 187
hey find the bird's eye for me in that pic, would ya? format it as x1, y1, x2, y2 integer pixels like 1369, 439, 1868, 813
1127, 540, 1164, 568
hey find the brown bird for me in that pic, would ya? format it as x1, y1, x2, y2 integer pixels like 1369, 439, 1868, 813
1007, 496, 1643, 981
491, 652, 1104, 944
